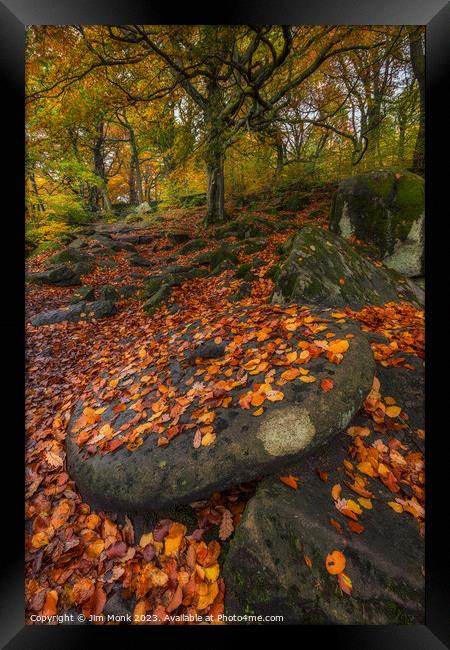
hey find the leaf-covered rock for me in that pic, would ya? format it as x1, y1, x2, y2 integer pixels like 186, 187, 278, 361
224, 432, 424, 624
30, 300, 117, 326
65, 311, 374, 511
271, 226, 414, 309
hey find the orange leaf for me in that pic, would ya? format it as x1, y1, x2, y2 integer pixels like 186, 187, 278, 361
251, 392, 265, 407
320, 378, 334, 392
325, 550, 346, 575
330, 518, 342, 534
337, 572, 353, 595
266, 390, 284, 402
279, 475, 299, 490
281, 368, 301, 381
386, 405, 401, 418
42, 590, 58, 617
331, 484, 342, 501
347, 520, 365, 534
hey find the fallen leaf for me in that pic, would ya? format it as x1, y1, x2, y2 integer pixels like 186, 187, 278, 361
325, 550, 346, 575
279, 475, 299, 489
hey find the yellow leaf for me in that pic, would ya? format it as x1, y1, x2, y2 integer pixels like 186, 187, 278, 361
328, 339, 349, 354
164, 523, 186, 556
204, 563, 220, 583
357, 461, 376, 477
386, 405, 401, 418
388, 501, 403, 513
299, 375, 316, 383
346, 499, 363, 515
201, 432, 216, 446
197, 581, 219, 610
358, 498, 372, 510
139, 532, 153, 547
266, 390, 284, 402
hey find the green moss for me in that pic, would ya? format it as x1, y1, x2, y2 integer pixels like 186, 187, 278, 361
265, 262, 280, 281
331, 170, 424, 258
209, 244, 239, 270
142, 276, 165, 298
180, 238, 207, 254
236, 262, 254, 281
47, 248, 89, 266
384, 601, 415, 624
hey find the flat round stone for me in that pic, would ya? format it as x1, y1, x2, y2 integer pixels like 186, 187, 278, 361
66, 307, 374, 511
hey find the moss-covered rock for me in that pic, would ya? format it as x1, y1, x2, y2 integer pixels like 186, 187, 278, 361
27, 265, 82, 287
177, 193, 207, 208
276, 190, 311, 212
98, 285, 140, 302
142, 273, 183, 299
46, 248, 92, 268
329, 169, 424, 276
30, 300, 117, 327
235, 262, 255, 281
209, 244, 239, 271
180, 238, 207, 254
167, 231, 190, 244
224, 431, 424, 624
214, 215, 274, 241
272, 226, 415, 309
71, 286, 95, 304
125, 214, 144, 224
143, 284, 172, 315
209, 260, 236, 276
239, 237, 268, 254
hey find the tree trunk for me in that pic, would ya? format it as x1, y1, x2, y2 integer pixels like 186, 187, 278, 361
205, 140, 226, 224
408, 27, 425, 176
129, 159, 137, 205
129, 127, 144, 204
101, 189, 112, 212
90, 122, 105, 212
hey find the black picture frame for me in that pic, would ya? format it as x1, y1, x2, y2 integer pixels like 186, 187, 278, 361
2, 0, 449, 647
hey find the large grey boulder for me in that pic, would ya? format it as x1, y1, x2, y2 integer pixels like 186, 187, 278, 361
271, 226, 415, 309
26, 265, 82, 287
98, 285, 140, 302
223, 430, 424, 624
224, 354, 425, 624
30, 300, 116, 326
329, 170, 424, 277
46, 248, 93, 268
66, 313, 374, 512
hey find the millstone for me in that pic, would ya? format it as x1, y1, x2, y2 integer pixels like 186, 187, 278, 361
66, 308, 374, 511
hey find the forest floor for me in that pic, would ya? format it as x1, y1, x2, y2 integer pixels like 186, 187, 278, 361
25, 191, 425, 624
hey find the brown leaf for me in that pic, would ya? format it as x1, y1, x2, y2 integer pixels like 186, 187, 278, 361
219, 509, 234, 541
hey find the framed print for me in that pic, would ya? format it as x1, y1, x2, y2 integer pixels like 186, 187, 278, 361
1, 0, 449, 647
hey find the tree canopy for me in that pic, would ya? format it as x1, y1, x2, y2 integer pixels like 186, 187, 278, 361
26, 24, 424, 230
